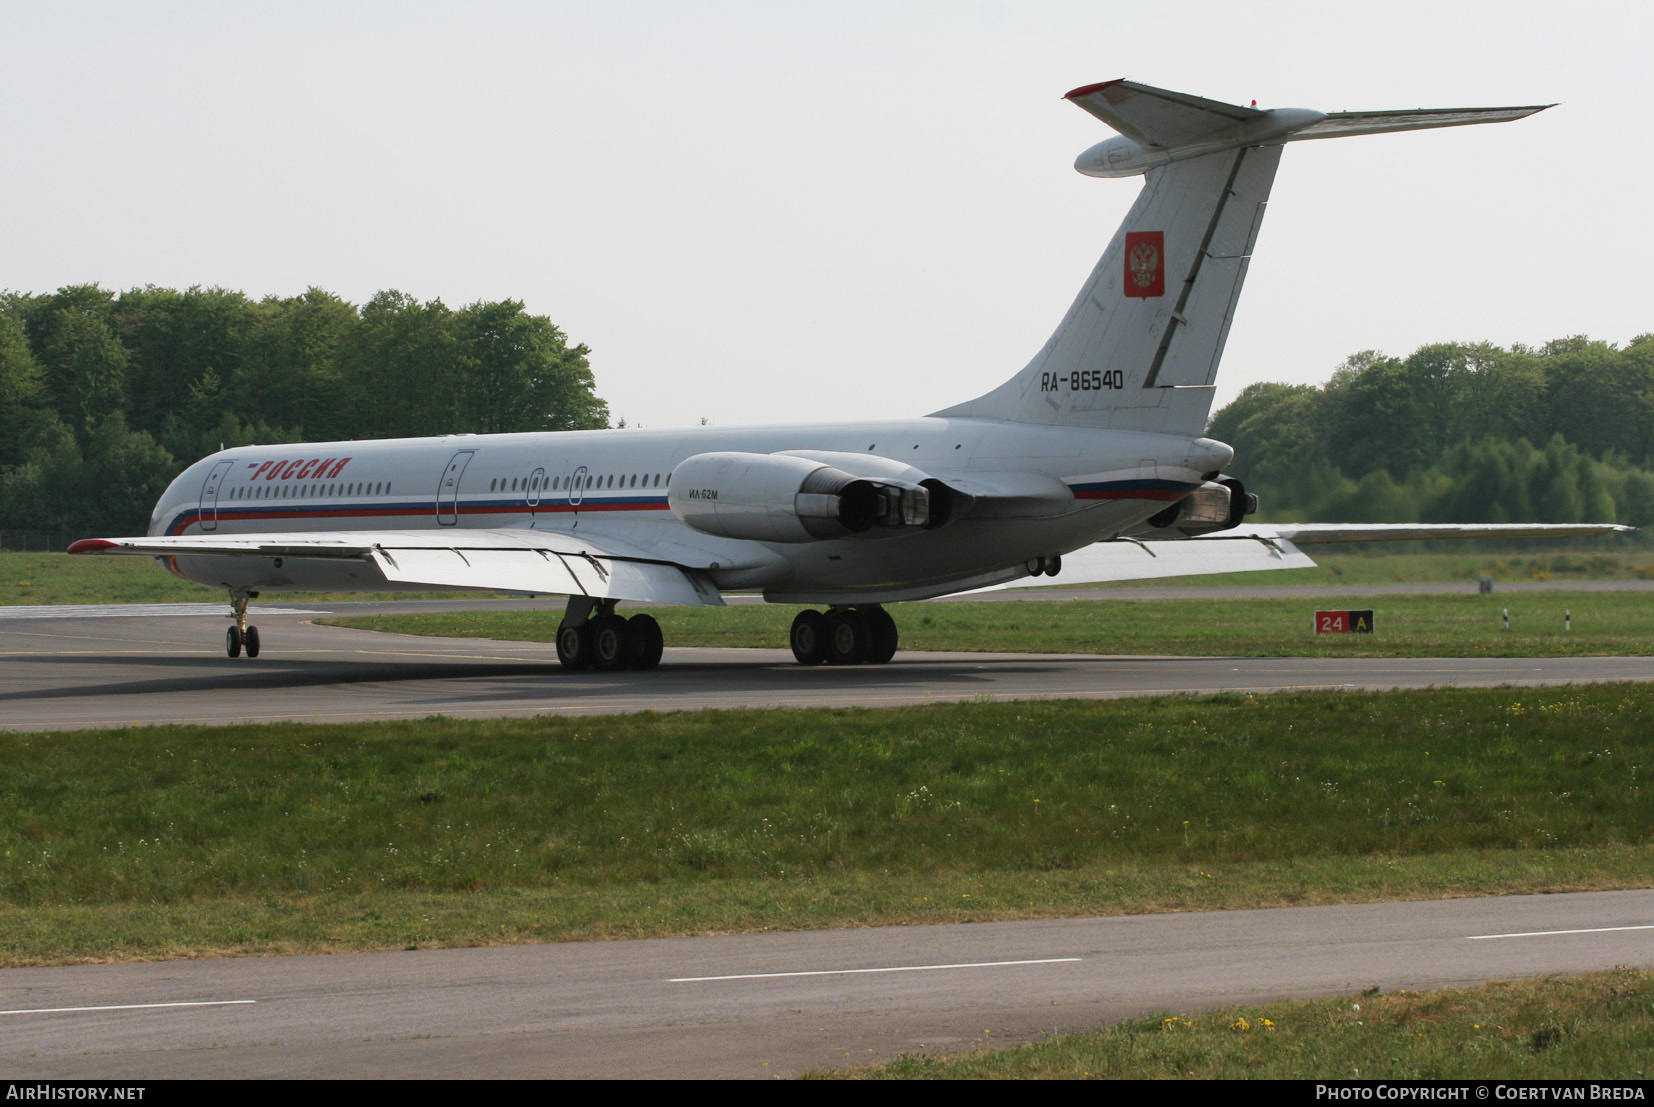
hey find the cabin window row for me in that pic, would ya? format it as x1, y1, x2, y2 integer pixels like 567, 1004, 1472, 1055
228, 482, 391, 500
487, 473, 666, 493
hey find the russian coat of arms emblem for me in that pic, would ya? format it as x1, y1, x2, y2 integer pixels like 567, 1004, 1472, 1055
1123, 231, 1165, 298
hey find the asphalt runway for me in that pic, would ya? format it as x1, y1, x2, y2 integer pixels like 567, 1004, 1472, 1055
3, 890, 1651, 1078
1, 597, 1651, 731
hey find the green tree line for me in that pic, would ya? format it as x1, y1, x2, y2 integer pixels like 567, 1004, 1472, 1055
0, 284, 609, 536
1206, 335, 1654, 528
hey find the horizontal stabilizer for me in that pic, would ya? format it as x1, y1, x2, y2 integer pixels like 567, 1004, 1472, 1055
1068, 81, 1552, 179
1065, 79, 1262, 148
1290, 105, 1553, 141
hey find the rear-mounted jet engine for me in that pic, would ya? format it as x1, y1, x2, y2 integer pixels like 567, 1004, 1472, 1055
668, 452, 959, 543
1129, 476, 1258, 540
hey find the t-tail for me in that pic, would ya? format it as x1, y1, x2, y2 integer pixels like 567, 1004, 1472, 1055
932, 80, 1551, 436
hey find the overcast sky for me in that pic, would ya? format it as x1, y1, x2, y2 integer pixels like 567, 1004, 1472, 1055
5, 0, 1649, 431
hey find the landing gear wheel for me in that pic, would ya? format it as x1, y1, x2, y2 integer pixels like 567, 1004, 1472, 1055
1024, 555, 1063, 578
243, 625, 261, 658
590, 614, 633, 671
826, 609, 870, 665
627, 614, 664, 670
556, 622, 593, 671
863, 606, 898, 664
790, 610, 828, 665
226, 626, 243, 658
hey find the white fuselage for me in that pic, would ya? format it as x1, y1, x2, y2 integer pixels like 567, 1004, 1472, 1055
150, 418, 1231, 605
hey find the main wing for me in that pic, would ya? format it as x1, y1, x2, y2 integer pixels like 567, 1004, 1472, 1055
1005, 522, 1634, 590
68, 527, 730, 607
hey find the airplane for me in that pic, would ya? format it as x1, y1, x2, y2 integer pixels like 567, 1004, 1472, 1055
68, 79, 1629, 669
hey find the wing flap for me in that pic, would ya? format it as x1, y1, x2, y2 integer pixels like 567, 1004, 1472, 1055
367, 545, 720, 606
1048, 533, 1316, 585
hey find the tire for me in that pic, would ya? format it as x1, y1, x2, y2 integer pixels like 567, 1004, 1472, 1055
1045, 554, 1061, 578
590, 615, 632, 671
226, 625, 242, 658
556, 622, 593, 671
627, 614, 664, 670
243, 625, 261, 658
825, 609, 870, 665
862, 605, 898, 664
790, 610, 828, 665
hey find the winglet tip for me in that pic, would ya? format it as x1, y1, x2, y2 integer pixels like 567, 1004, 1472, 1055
67, 538, 117, 554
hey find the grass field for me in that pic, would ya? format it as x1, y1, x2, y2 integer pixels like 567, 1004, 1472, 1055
321, 590, 1654, 657
817, 970, 1654, 1079
3, 685, 1651, 967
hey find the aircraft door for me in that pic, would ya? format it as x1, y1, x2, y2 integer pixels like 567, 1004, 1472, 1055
526, 467, 545, 517
436, 450, 475, 526
568, 465, 587, 527
198, 460, 235, 533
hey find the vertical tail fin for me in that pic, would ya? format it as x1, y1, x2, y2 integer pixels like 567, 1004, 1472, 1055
933, 80, 1550, 436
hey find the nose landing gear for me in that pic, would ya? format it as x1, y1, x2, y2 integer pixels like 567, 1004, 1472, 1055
225, 591, 261, 658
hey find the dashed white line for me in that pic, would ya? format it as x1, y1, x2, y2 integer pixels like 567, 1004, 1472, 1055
0, 1000, 257, 1016
670, 956, 1082, 983
1467, 924, 1654, 941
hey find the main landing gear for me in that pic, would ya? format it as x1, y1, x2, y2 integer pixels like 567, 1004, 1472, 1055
790, 605, 898, 666
225, 590, 261, 658
555, 597, 664, 672
553, 598, 901, 671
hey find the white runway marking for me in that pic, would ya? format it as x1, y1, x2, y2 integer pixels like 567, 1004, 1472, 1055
0, 604, 322, 620
670, 956, 1082, 983
1467, 924, 1654, 941
0, 999, 257, 1016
